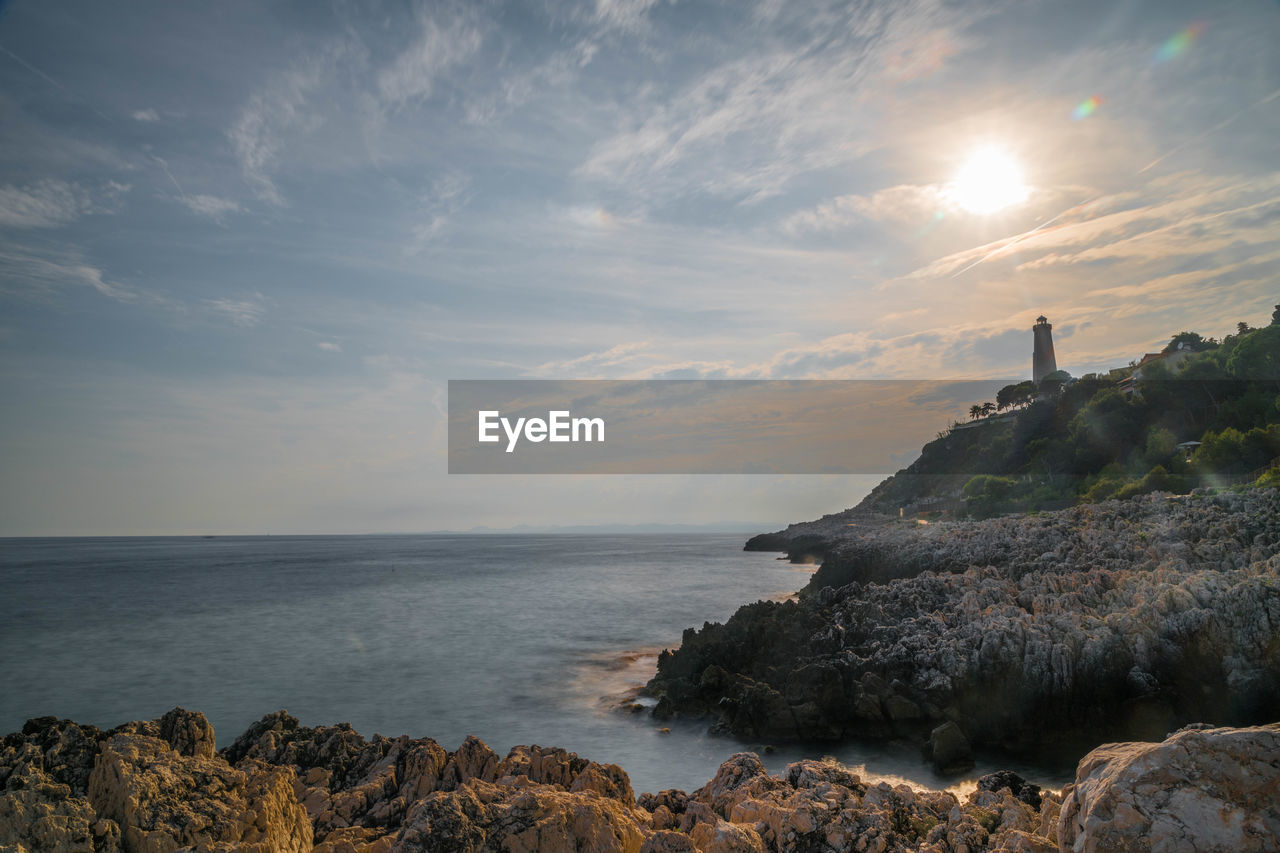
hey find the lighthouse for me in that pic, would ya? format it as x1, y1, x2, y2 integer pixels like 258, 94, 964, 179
1032, 315, 1057, 383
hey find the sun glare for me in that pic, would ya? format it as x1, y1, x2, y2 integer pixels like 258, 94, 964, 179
950, 147, 1029, 214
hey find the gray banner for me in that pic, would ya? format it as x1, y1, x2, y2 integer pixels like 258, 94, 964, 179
448, 379, 1016, 474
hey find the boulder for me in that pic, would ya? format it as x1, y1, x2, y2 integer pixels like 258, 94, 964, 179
1059, 722, 1280, 852
923, 721, 974, 775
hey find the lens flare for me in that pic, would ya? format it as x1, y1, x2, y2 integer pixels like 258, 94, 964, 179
1071, 95, 1102, 120
1155, 22, 1205, 63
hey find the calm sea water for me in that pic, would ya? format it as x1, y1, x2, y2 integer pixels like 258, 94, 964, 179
0, 534, 1069, 794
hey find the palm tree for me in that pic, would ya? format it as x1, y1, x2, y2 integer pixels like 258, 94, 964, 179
969, 404, 983, 420
980, 401, 997, 417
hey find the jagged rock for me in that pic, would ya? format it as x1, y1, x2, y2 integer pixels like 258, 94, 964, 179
441, 736, 499, 789
223, 712, 455, 835
986, 828, 1056, 852
88, 733, 312, 853
688, 819, 764, 853
11, 708, 1277, 853
976, 771, 1041, 810
157, 709, 215, 760
310, 825, 392, 853
1059, 722, 1280, 852
495, 744, 635, 805
651, 492, 1280, 748
6, 719, 107, 796
0, 753, 119, 853
639, 830, 696, 852
390, 778, 648, 853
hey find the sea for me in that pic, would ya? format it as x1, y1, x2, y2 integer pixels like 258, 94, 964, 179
0, 533, 1070, 794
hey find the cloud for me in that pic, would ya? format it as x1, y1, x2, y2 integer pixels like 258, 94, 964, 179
463, 39, 596, 123
228, 42, 355, 204
0, 180, 92, 228
131, 108, 160, 122
317, 341, 342, 352
0, 245, 136, 302
376, 13, 483, 107
406, 172, 470, 253
577, 0, 981, 203
181, 194, 242, 221
587, 0, 663, 34
760, 332, 887, 378
205, 294, 267, 327
903, 171, 1280, 280
535, 341, 653, 376
783, 184, 949, 233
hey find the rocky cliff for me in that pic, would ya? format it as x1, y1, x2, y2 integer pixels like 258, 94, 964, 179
657, 491, 1280, 755
3, 708, 1276, 853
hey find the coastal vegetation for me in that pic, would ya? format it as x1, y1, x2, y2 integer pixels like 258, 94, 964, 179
864, 306, 1280, 518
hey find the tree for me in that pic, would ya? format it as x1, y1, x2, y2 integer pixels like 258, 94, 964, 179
997, 380, 1037, 411
980, 401, 997, 417
969, 404, 983, 421
1271, 304, 1280, 326
1069, 388, 1144, 467
1226, 325, 1280, 381
962, 474, 1021, 517
1164, 331, 1215, 354
1238, 322, 1253, 336
1192, 425, 1280, 474
1038, 369, 1072, 396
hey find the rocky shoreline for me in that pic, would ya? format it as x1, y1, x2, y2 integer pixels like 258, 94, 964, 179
4, 707, 1277, 852
650, 490, 1280, 760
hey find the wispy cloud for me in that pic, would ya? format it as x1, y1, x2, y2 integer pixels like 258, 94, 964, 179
376, 12, 483, 107
205, 294, 268, 327
181, 193, 242, 222
463, 39, 596, 124
0, 180, 92, 228
578, 0, 976, 203
228, 42, 357, 205
131, 108, 160, 122
535, 341, 653, 376
783, 184, 949, 233
406, 172, 470, 253
904, 171, 1280, 280
0, 245, 137, 302
586, 0, 663, 35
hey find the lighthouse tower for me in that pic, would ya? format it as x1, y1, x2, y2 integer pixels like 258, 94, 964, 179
1032, 315, 1057, 383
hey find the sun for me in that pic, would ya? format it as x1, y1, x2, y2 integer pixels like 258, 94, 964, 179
950, 147, 1029, 214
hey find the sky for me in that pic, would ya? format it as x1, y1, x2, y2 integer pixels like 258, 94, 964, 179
1, 0, 1278, 535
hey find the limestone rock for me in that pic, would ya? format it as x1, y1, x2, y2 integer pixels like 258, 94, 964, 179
1059, 722, 1280, 852
88, 733, 311, 853
440, 737, 499, 790
0, 753, 119, 853
6, 718, 107, 796
390, 778, 648, 853
650, 491, 1280, 749
639, 830, 695, 853
157, 709, 215, 760
688, 819, 764, 853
